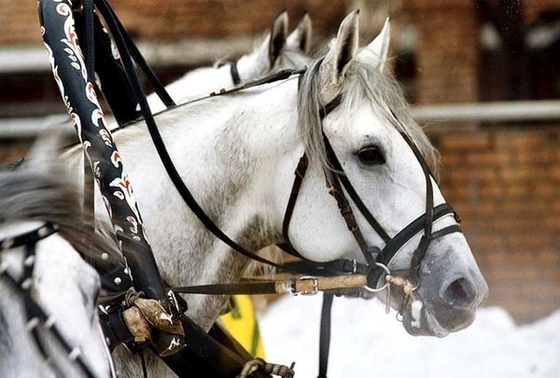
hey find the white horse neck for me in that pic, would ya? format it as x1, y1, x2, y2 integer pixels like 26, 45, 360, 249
154, 65, 233, 108
104, 77, 301, 329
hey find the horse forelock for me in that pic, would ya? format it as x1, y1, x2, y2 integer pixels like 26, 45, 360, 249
343, 61, 440, 176
297, 55, 439, 178
297, 59, 330, 176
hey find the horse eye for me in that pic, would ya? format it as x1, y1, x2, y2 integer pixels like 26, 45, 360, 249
356, 146, 385, 165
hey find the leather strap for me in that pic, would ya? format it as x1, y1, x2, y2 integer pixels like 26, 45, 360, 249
0, 222, 58, 250
172, 275, 367, 296
318, 293, 334, 378
230, 60, 241, 86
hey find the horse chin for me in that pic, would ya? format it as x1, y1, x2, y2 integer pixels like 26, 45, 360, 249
400, 298, 449, 337
399, 295, 476, 337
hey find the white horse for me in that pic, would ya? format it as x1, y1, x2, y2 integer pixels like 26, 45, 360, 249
0, 139, 116, 378
64, 12, 488, 377
147, 11, 313, 112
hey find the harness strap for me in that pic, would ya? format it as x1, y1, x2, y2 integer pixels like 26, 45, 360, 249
323, 139, 391, 243
367, 203, 460, 287
318, 94, 343, 119
172, 275, 367, 296
402, 132, 434, 282
0, 222, 58, 250
281, 154, 308, 246
99, 305, 135, 350
277, 154, 308, 258
280, 258, 368, 276
21, 242, 64, 376
318, 293, 334, 378
157, 319, 271, 378
73, 9, 140, 124
93, 0, 175, 110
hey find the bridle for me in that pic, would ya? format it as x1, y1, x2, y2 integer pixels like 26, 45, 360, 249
275, 92, 463, 378
0, 222, 109, 378
278, 91, 463, 297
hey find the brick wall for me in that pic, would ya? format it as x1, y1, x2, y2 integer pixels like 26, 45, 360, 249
404, 1, 479, 104
430, 126, 560, 324
0, 0, 42, 45
109, 0, 346, 41
0, 0, 347, 45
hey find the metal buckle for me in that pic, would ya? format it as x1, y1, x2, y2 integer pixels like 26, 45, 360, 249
299, 276, 318, 295
289, 276, 318, 296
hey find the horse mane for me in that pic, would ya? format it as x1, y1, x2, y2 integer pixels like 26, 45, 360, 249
297, 53, 439, 179
0, 159, 126, 290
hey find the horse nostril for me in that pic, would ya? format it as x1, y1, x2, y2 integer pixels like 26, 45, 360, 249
442, 278, 475, 309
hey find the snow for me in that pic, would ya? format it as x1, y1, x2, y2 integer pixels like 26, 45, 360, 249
259, 295, 560, 378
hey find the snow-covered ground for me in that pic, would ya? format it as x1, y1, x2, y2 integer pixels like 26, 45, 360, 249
259, 295, 560, 377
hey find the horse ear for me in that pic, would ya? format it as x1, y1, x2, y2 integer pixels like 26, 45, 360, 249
268, 10, 289, 66
321, 11, 360, 86
286, 13, 312, 54
358, 18, 391, 71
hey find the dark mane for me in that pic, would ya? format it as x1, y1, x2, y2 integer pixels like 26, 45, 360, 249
0, 158, 126, 293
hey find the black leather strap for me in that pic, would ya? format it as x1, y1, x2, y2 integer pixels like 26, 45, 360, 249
230, 60, 241, 86
318, 293, 334, 378
319, 94, 343, 119
173, 280, 278, 296
0, 222, 58, 251
100, 305, 135, 350
367, 203, 458, 287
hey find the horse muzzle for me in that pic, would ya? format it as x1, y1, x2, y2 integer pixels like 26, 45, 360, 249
400, 270, 489, 337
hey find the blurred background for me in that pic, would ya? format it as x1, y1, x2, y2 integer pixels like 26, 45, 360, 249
0, 0, 559, 327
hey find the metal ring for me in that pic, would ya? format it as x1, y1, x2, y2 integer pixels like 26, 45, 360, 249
363, 262, 392, 293
375, 262, 391, 274
363, 281, 389, 293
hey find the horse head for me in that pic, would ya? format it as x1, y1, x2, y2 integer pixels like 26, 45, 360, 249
211, 10, 313, 88
234, 10, 312, 81
286, 11, 488, 337
0, 135, 114, 377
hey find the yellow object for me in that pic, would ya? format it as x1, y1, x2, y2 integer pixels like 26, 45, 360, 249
220, 295, 265, 358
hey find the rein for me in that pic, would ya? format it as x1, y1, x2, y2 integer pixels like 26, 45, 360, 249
0, 223, 102, 378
